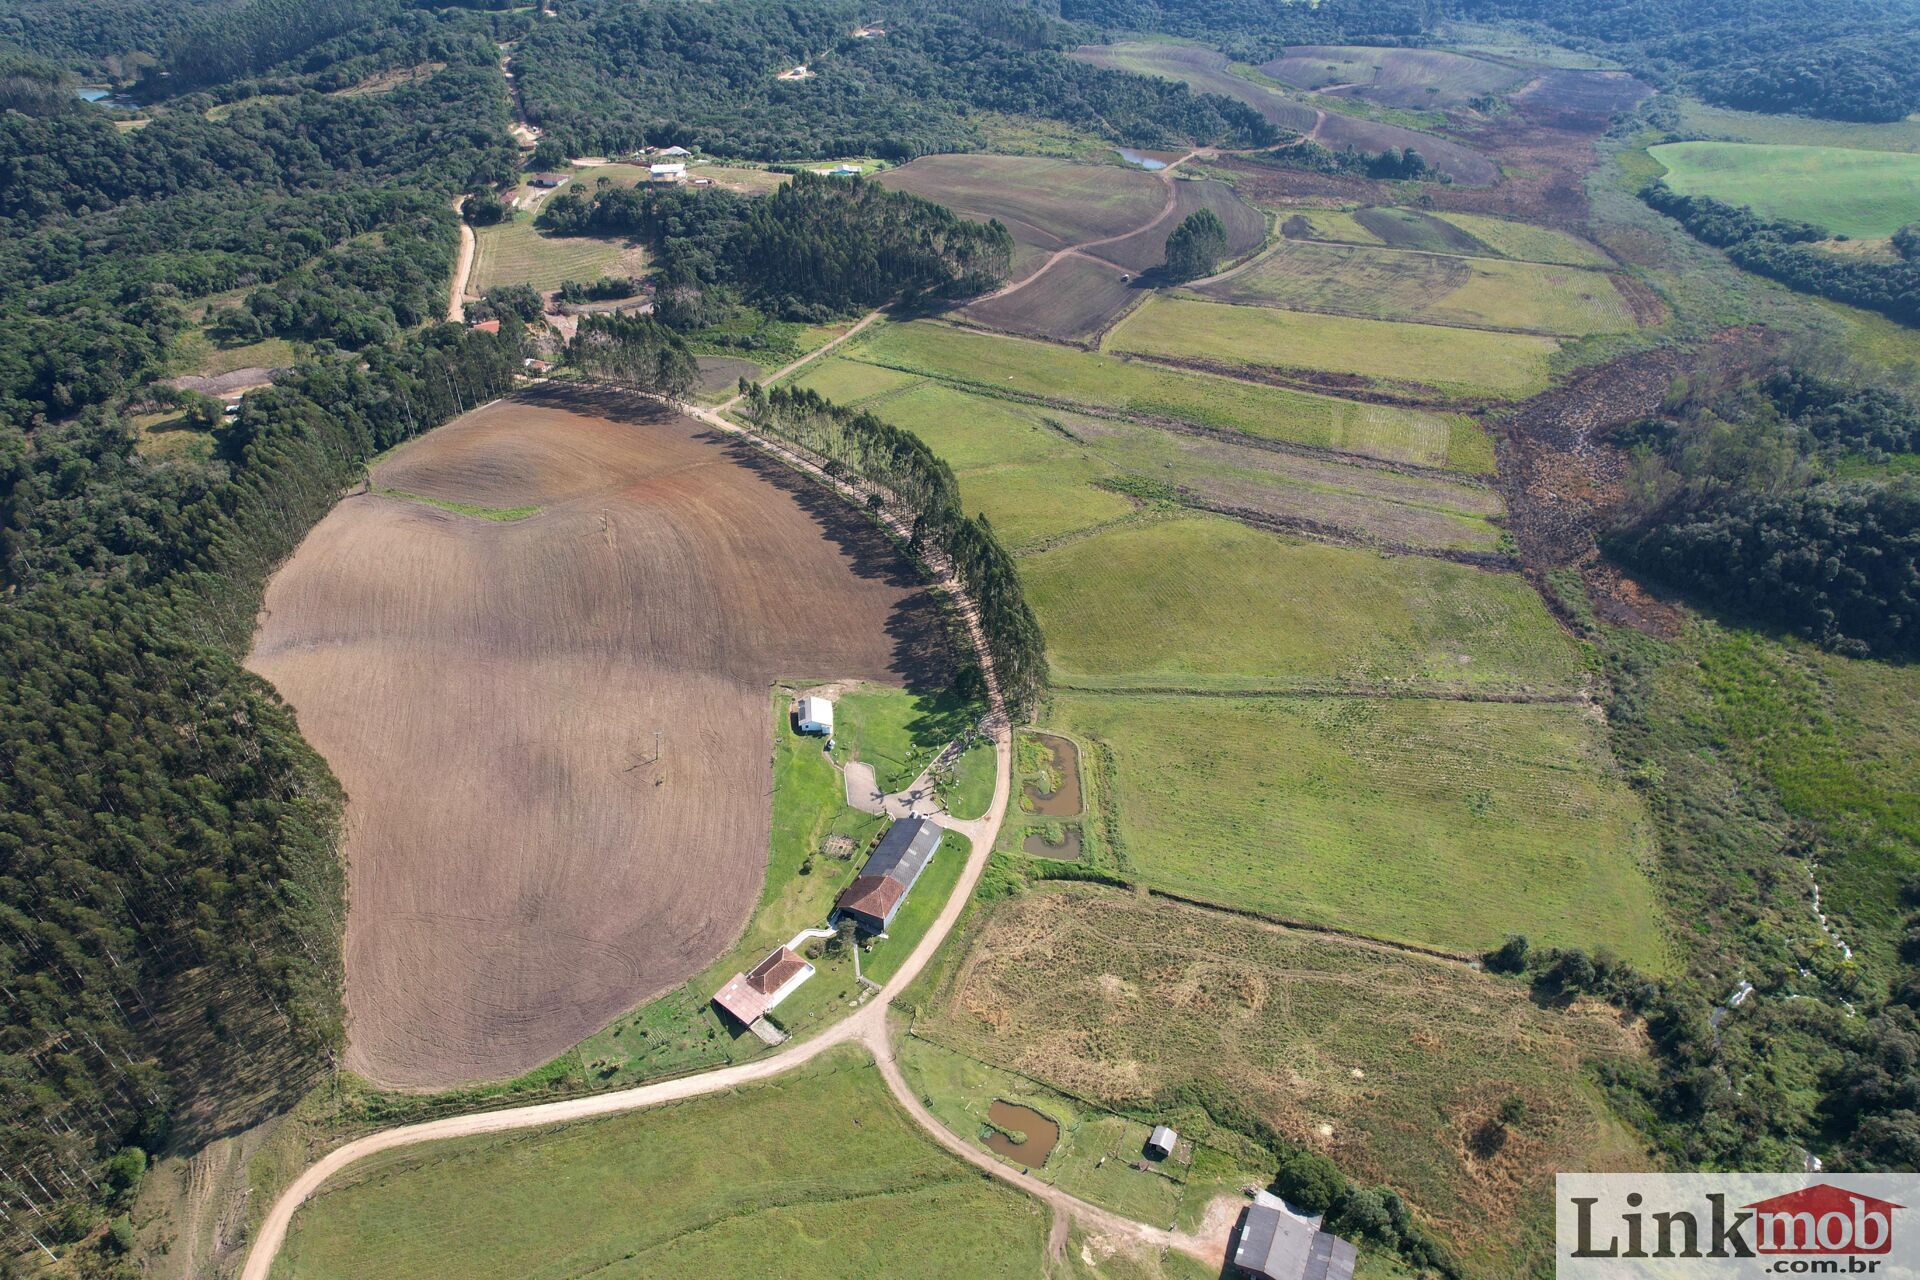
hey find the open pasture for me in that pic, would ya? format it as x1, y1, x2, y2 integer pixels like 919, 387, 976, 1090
272, 1048, 1046, 1279
1351, 205, 1486, 253
1672, 99, 1920, 155
791, 360, 1504, 552
842, 321, 1478, 470
1071, 41, 1319, 131
1197, 238, 1638, 336
1260, 45, 1526, 109
1098, 176, 1267, 272
914, 884, 1651, 1278
1648, 141, 1920, 240
1048, 691, 1668, 967
1430, 211, 1613, 265
877, 154, 1167, 257
248, 390, 951, 1087
468, 216, 638, 294
1021, 516, 1582, 693
1108, 294, 1560, 401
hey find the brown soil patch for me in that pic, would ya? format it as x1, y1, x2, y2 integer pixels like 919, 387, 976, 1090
248, 389, 951, 1087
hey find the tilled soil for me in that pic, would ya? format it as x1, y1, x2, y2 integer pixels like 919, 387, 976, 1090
248, 390, 950, 1087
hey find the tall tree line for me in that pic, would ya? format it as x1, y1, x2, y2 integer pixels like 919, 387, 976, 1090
739, 382, 1047, 715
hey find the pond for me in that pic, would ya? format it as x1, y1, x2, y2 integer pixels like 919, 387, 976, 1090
1115, 147, 1168, 170
1023, 825, 1083, 861
982, 1100, 1060, 1166
1022, 732, 1082, 818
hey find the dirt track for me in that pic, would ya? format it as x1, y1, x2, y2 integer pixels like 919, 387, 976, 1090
247, 391, 950, 1087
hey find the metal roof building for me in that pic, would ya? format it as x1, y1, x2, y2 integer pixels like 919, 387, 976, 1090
833, 817, 942, 933
1146, 1125, 1178, 1160
1233, 1200, 1357, 1280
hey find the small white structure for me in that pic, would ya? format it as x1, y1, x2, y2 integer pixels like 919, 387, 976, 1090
650, 161, 687, 182
1146, 1125, 1178, 1160
797, 696, 834, 736
657, 145, 691, 157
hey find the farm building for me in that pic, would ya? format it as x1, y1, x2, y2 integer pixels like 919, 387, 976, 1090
1234, 1195, 1356, 1280
650, 162, 687, 182
690, 176, 715, 186
1145, 1125, 1178, 1160
468, 318, 502, 334
834, 816, 942, 933
529, 173, 565, 188
657, 145, 691, 157
813, 163, 862, 177
777, 64, 812, 80
853, 24, 885, 37
796, 696, 834, 735
711, 946, 815, 1028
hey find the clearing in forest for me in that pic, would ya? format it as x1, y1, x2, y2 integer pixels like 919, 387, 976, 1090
1648, 141, 1920, 240
1259, 44, 1525, 108
248, 390, 952, 1087
1195, 237, 1639, 336
910, 884, 1651, 1278
468, 216, 641, 294
270, 1047, 1047, 1279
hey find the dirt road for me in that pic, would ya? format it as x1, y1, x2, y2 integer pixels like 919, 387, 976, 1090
721, 308, 884, 409
447, 198, 475, 323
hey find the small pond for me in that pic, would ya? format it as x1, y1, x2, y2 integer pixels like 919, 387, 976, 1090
1115, 147, 1168, 170
1022, 732, 1082, 817
982, 1100, 1060, 1166
1023, 825, 1083, 861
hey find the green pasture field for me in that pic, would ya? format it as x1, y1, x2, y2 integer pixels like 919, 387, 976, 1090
1810, 299, 1920, 382
790, 356, 1506, 553
1431, 212, 1615, 266
1021, 516, 1583, 693
1198, 239, 1639, 336
895, 1035, 1200, 1224
1648, 141, 1920, 240
1070, 40, 1319, 131
176, 334, 298, 378
877, 153, 1166, 250
271, 1048, 1046, 1280
1049, 691, 1668, 967
911, 882, 1652, 1277
1108, 293, 1559, 402
842, 321, 1477, 470
940, 740, 997, 821
1277, 207, 1388, 244
468, 216, 635, 293
830, 682, 985, 794
1672, 100, 1920, 155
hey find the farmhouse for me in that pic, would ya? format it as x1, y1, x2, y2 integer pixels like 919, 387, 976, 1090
1145, 1125, 1178, 1160
834, 816, 942, 933
711, 945, 815, 1028
1234, 1195, 1356, 1280
650, 162, 687, 183
813, 163, 862, 177
529, 173, 564, 188
777, 64, 813, 80
468, 318, 501, 334
796, 696, 834, 736
853, 24, 885, 37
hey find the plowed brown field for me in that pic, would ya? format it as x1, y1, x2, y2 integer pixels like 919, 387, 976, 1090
248, 389, 950, 1088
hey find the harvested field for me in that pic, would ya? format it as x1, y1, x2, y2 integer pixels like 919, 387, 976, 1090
961, 253, 1143, 344
1197, 238, 1638, 336
1312, 110, 1499, 186
877, 154, 1166, 257
1260, 45, 1525, 108
913, 884, 1652, 1277
273, 1048, 1047, 1279
842, 321, 1478, 470
1509, 69, 1651, 129
248, 390, 952, 1086
1096, 177, 1266, 272
1070, 41, 1319, 131
789, 362, 1505, 553
1648, 141, 1920, 240
1023, 516, 1580, 693
692, 354, 762, 395
1108, 294, 1560, 402
1048, 691, 1669, 967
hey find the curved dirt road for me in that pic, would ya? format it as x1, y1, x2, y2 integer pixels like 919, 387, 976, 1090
446, 199, 476, 323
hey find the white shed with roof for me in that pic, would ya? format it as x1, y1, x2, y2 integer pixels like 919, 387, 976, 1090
797, 696, 834, 736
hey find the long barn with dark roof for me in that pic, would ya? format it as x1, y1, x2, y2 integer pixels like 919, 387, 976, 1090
833, 816, 943, 933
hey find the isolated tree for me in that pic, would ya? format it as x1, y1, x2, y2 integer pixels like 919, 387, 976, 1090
1162, 208, 1229, 281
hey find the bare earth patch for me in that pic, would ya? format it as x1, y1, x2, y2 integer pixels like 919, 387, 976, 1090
248, 389, 950, 1087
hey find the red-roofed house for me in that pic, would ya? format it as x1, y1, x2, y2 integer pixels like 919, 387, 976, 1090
469, 318, 501, 334
712, 946, 815, 1028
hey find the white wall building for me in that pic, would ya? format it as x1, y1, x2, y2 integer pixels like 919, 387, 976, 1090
796, 696, 834, 736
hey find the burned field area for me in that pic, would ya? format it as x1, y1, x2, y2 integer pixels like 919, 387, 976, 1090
248, 390, 952, 1088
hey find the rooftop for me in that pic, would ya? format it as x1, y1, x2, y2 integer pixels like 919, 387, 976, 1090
1235, 1203, 1357, 1280
836, 873, 906, 923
